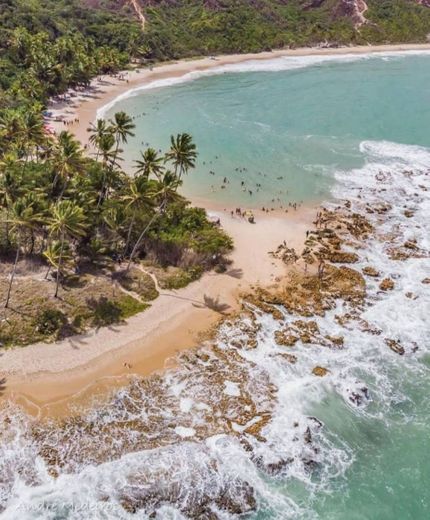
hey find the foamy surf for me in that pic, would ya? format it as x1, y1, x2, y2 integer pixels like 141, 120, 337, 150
0, 137, 429, 519
96, 50, 430, 119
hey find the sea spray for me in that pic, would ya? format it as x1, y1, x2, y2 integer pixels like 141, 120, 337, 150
0, 139, 429, 519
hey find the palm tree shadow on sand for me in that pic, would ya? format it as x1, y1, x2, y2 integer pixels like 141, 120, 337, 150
192, 294, 231, 315
225, 268, 243, 279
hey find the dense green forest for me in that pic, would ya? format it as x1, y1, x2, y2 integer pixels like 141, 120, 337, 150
1, 0, 430, 106
142, 0, 430, 59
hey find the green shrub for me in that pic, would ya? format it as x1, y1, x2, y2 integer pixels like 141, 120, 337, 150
163, 266, 204, 290
87, 296, 122, 327
34, 308, 67, 336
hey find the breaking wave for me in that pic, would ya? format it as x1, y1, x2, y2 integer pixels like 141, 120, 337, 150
97, 50, 430, 119
1, 139, 429, 519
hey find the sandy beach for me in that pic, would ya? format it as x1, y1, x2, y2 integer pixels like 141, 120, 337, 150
47, 43, 430, 144
3, 42, 430, 416
0, 204, 314, 416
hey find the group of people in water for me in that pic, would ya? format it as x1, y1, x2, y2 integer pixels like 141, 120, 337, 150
202, 155, 306, 213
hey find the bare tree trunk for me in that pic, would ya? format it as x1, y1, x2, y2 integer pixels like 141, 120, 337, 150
5, 241, 20, 308
58, 179, 68, 201
4, 209, 10, 249
55, 232, 65, 298
126, 200, 166, 271
123, 214, 135, 257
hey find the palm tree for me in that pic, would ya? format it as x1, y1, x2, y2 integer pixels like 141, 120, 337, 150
47, 201, 87, 297
126, 171, 181, 271
20, 110, 45, 165
103, 204, 126, 252
109, 111, 135, 162
122, 175, 155, 257
134, 148, 164, 180
43, 240, 72, 280
87, 119, 111, 161
97, 132, 117, 206
98, 133, 117, 167
4, 197, 43, 308
0, 109, 23, 154
0, 164, 20, 248
165, 133, 197, 181
51, 131, 84, 198
157, 170, 182, 206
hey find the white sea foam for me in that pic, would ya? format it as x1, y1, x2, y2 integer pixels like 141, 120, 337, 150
96, 50, 430, 119
1, 139, 429, 519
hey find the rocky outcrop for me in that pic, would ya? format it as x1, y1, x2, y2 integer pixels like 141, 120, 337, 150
333, 0, 368, 27
312, 366, 329, 377
379, 278, 394, 291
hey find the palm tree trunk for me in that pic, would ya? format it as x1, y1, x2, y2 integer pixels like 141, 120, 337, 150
29, 231, 35, 255
4, 208, 10, 249
97, 170, 106, 208
58, 179, 68, 201
21, 152, 29, 175
55, 232, 65, 298
126, 200, 166, 271
123, 214, 135, 257
5, 240, 20, 308
52, 171, 60, 195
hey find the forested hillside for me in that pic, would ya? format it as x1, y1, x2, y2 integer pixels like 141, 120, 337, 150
1, 0, 430, 105
139, 0, 430, 59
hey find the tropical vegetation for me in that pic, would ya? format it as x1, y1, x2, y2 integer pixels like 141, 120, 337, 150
0, 109, 232, 346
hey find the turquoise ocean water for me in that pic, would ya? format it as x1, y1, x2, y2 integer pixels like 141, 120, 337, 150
102, 52, 430, 209
1, 52, 429, 519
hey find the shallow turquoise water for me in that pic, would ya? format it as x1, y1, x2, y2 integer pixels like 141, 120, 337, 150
104, 52, 430, 209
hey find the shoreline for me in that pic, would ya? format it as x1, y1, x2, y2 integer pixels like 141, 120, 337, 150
0, 205, 315, 417
4, 42, 430, 417
48, 43, 430, 145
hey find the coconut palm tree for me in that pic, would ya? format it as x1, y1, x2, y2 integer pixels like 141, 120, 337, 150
4, 196, 43, 308
165, 133, 197, 181
47, 200, 87, 297
157, 170, 182, 206
43, 240, 72, 281
87, 119, 111, 161
0, 163, 20, 248
51, 131, 84, 198
103, 205, 126, 252
109, 111, 135, 162
97, 132, 118, 206
98, 132, 117, 168
0, 109, 23, 154
134, 148, 164, 180
122, 175, 155, 257
126, 171, 181, 271
20, 110, 45, 165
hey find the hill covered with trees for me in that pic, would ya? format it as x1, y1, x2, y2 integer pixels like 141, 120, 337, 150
138, 0, 430, 59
